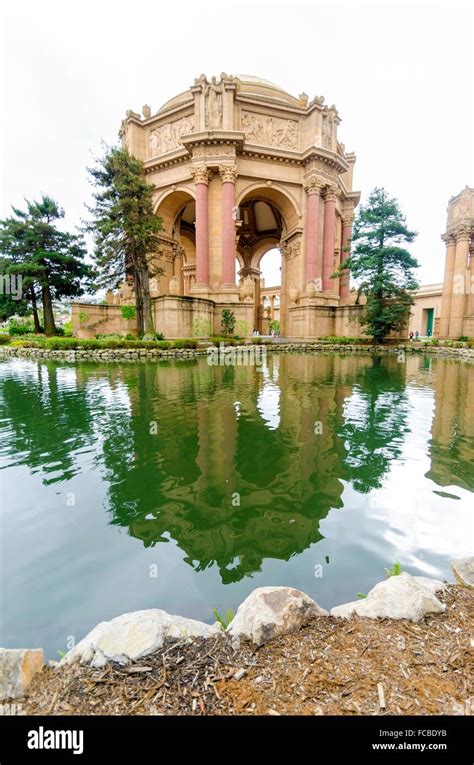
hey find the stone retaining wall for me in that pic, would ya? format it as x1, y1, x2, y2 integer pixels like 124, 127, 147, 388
0, 344, 473, 363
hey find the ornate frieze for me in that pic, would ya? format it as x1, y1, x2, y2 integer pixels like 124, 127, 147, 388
149, 115, 194, 157
241, 110, 299, 150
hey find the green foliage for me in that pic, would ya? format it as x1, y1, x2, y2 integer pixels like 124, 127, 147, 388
210, 336, 238, 346
171, 338, 198, 349
269, 319, 280, 333
0, 195, 93, 335
458, 336, 469, 342
7, 317, 35, 335
385, 559, 402, 577
338, 188, 419, 343
357, 592, 367, 599
85, 146, 164, 336
213, 607, 234, 630
120, 305, 136, 320
9, 335, 200, 351
62, 321, 73, 336
319, 335, 370, 345
154, 332, 165, 341
77, 311, 89, 323
57, 649, 66, 659
221, 308, 236, 337
0, 334, 12, 345
192, 317, 213, 337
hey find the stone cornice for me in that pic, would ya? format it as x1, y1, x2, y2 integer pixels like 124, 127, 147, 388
181, 130, 245, 152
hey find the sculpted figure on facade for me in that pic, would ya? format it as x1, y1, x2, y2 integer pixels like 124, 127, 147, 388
149, 115, 194, 157
241, 111, 298, 149
205, 76, 224, 128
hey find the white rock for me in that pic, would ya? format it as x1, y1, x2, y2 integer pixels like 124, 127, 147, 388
0, 648, 44, 700
451, 557, 474, 588
330, 573, 446, 622
61, 610, 222, 667
227, 586, 328, 645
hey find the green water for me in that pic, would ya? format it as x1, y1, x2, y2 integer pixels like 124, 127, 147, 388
0, 353, 473, 658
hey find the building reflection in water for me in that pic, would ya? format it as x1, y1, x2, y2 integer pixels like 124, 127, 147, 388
2, 353, 472, 584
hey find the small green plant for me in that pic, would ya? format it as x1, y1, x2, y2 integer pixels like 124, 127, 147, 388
154, 332, 165, 341
0, 334, 11, 345
77, 311, 89, 324
57, 649, 66, 659
221, 308, 236, 337
192, 317, 212, 338
385, 559, 402, 577
120, 305, 136, 320
357, 592, 367, 599
213, 607, 234, 630
458, 335, 469, 342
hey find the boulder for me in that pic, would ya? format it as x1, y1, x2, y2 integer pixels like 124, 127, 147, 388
451, 557, 474, 588
0, 648, 44, 700
330, 573, 446, 622
61, 610, 222, 667
227, 586, 328, 645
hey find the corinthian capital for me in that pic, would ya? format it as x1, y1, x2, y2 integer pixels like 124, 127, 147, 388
191, 165, 211, 184
324, 184, 339, 202
303, 174, 324, 196
219, 164, 237, 184
342, 210, 355, 227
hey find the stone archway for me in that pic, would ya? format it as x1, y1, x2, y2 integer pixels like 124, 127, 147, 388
236, 185, 301, 335
154, 188, 196, 296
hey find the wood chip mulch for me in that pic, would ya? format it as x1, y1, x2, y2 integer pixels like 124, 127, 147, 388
23, 585, 473, 716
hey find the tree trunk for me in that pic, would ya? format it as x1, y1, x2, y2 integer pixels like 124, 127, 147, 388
30, 286, 42, 333
41, 283, 56, 335
135, 266, 154, 337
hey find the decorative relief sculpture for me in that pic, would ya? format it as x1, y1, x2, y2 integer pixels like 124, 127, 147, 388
149, 115, 194, 157
241, 111, 298, 150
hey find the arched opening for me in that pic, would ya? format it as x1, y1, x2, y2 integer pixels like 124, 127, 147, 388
236, 186, 300, 335
154, 189, 196, 296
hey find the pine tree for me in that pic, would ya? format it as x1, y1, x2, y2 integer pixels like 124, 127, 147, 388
0, 196, 92, 335
86, 147, 164, 337
339, 188, 419, 342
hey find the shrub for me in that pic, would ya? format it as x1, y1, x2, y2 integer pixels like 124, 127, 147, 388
458, 336, 469, 342
172, 339, 198, 349
221, 308, 236, 337
154, 332, 165, 341
120, 305, 136, 320
7, 317, 36, 335
0, 335, 11, 345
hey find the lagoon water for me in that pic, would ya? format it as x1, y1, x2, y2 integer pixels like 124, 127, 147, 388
0, 353, 472, 658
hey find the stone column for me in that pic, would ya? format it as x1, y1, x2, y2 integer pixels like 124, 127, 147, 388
191, 166, 211, 287
448, 226, 471, 338
439, 233, 457, 337
219, 165, 237, 286
339, 211, 354, 299
322, 185, 338, 292
304, 176, 323, 285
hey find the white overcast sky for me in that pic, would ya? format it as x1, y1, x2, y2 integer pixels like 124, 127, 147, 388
1, 0, 473, 286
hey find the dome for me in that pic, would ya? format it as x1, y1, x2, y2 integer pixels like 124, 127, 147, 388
157, 75, 301, 115
235, 75, 301, 107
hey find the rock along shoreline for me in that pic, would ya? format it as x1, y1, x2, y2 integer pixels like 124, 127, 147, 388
1, 342, 473, 363
1, 558, 472, 713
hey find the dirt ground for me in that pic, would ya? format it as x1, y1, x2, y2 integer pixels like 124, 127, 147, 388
23, 585, 473, 716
